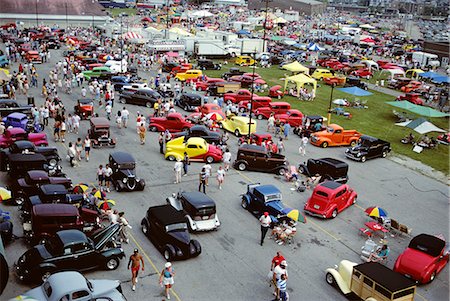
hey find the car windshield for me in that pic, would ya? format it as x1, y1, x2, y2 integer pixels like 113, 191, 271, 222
265, 193, 282, 202
360, 139, 372, 147
166, 223, 187, 232
46, 236, 64, 255
326, 127, 334, 133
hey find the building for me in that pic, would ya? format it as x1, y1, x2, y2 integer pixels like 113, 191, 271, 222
248, 0, 326, 15
423, 41, 450, 67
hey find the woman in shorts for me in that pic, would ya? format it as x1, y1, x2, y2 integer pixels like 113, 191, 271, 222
159, 262, 175, 300
83, 136, 91, 162
97, 165, 104, 188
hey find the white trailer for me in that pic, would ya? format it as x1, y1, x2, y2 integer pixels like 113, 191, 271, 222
412, 52, 440, 68
195, 42, 228, 57
235, 38, 267, 54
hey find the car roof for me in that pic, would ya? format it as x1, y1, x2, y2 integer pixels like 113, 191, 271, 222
408, 234, 445, 257
318, 181, 342, 190
78, 99, 93, 104
190, 125, 208, 131
33, 203, 78, 217
181, 191, 216, 209
27, 170, 49, 179
46, 272, 89, 295
360, 135, 379, 142
186, 137, 207, 145
0, 99, 17, 104
167, 113, 183, 118
6, 112, 27, 119
354, 262, 416, 292
12, 140, 34, 148
90, 117, 110, 126
8, 153, 46, 162
183, 92, 201, 98
239, 144, 266, 153
6, 127, 27, 134
110, 151, 135, 163
148, 205, 187, 225
40, 184, 68, 195
56, 229, 89, 245
318, 157, 348, 168
254, 184, 281, 195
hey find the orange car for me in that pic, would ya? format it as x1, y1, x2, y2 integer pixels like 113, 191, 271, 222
310, 124, 361, 148
400, 81, 422, 93
25, 51, 42, 64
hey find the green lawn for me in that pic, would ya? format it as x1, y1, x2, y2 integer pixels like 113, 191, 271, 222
203, 64, 449, 174
106, 8, 137, 17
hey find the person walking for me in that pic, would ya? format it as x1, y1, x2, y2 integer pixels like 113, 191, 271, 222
158, 132, 164, 154
275, 273, 288, 301
271, 251, 286, 271
299, 135, 308, 156
118, 212, 132, 243
97, 164, 104, 189
83, 136, 91, 161
138, 123, 146, 145
128, 249, 145, 291
174, 158, 183, 184
259, 212, 272, 246
267, 113, 275, 133
272, 260, 288, 299
121, 107, 129, 128
116, 110, 122, 128
223, 148, 231, 171
202, 163, 212, 186
277, 138, 285, 154
283, 122, 291, 140
159, 262, 175, 300
104, 164, 113, 192
182, 152, 189, 176
216, 166, 225, 190
198, 168, 207, 193
75, 137, 83, 161
67, 142, 76, 167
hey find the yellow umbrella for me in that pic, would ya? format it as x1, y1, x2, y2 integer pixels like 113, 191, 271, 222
0, 187, 12, 202
73, 183, 89, 194
97, 199, 116, 210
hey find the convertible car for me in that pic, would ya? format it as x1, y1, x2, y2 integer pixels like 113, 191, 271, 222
165, 137, 222, 163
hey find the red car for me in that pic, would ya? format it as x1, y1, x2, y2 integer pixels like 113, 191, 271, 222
171, 63, 193, 75
148, 113, 193, 132
238, 132, 272, 146
238, 96, 272, 112
351, 68, 372, 79
0, 128, 48, 148
394, 234, 449, 284
195, 103, 225, 117
254, 102, 291, 120
274, 109, 304, 127
229, 75, 266, 88
74, 99, 94, 119
396, 93, 424, 105
401, 81, 422, 93
304, 181, 357, 219
195, 78, 225, 91
224, 89, 253, 104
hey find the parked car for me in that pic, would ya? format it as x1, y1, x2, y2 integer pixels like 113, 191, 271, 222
238, 96, 272, 113
238, 132, 272, 146
396, 93, 424, 105
119, 88, 160, 107
229, 75, 265, 88
221, 67, 245, 80
141, 204, 202, 261
148, 113, 193, 133
1, 153, 64, 178
350, 68, 372, 78
299, 158, 348, 183
171, 125, 223, 145
344, 76, 368, 90
25, 51, 42, 64
175, 92, 203, 111
196, 103, 224, 117
162, 62, 179, 73
165, 137, 222, 163
394, 234, 449, 284
234, 144, 287, 175
274, 109, 303, 127
82, 66, 114, 81
207, 82, 241, 96
109, 152, 145, 191
171, 63, 193, 75
345, 135, 391, 163
11, 271, 126, 301
175, 70, 203, 82
219, 115, 256, 137
166, 191, 220, 232
0, 209, 13, 244
111, 75, 134, 91
87, 117, 116, 148
235, 55, 255, 66
74, 99, 94, 119
254, 102, 291, 120
401, 81, 422, 93
326, 260, 416, 301
0, 140, 60, 171
224, 89, 253, 104
16, 224, 124, 283
195, 78, 225, 91
0, 127, 48, 148
2, 112, 43, 133
310, 124, 361, 148
304, 181, 357, 219
197, 59, 221, 70
311, 68, 334, 80
0, 99, 32, 117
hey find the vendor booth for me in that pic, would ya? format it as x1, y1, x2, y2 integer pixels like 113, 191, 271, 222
284, 73, 317, 94
281, 61, 309, 74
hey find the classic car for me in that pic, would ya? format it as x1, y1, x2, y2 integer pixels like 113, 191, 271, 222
311, 69, 334, 80
224, 89, 253, 104
350, 68, 373, 78
0, 209, 13, 244
324, 76, 346, 86
82, 66, 114, 81
304, 181, 357, 219
234, 144, 287, 175
0, 140, 60, 170
196, 103, 225, 117
195, 78, 225, 91
238, 96, 272, 113
299, 158, 348, 183
171, 125, 223, 145
345, 135, 391, 163
238, 132, 272, 146
219, 115, 256, 137
2, 112, 43, 133
394, 234, 449, 284
207, 82, 241, 96
9, 170, 72, 205
2, 153, 64, 178
310, 124, 361, 148
156, 86, 175, 99
175, 92, 203, 111
165, 137, 222, 163
254, 102, 291, 120
22, 203, 100, 245
175, 70, 203, 82
387, 77, 412, 90
326, 260, 416, 301
141, 204, 202, 261
148, 113, 193, 133
25, 51, 42, 64
111, 75, 135, 91
344, 76, 368, 90
11, 271, 126, 301
400, 81, 422, 93
229, 75, 266, 88
118, 88, 160, 108
171, 63, 193, 75
87, 117, 116, 148
396, 93, 424, 105
74, 99, 94, 119
294, 115, 325, 138
268, 85, 284, 98
162, 62, 180, 73
43, 37, 61, 49
241, 183, 296, 224
274, 109, 304, 127
167, 191, 220, 232
221, 67, 245, 80
197, 59, 221, 70
109, 152, 145, 192
0, 127, 48, 148
0, 99, 32, 117
235, 55, 255, 66
16, 224, 124, 283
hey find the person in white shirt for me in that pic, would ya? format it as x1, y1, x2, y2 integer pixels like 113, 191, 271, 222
222, 148, 232, 171
81, 86, 87, 97
72, 114, 80, 134
104, 164, 113, 192
121, 107, 130, 128
259, 212, 272, 246
299, 136, 308, 156
216, 166, 225, 189
202, 163, 212, 185
174, 159, 183, 184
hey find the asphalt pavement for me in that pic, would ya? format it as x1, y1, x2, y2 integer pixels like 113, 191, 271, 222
0, 46, 448, 301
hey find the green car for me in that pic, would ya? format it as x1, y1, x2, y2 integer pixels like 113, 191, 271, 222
82, 66, 114, 81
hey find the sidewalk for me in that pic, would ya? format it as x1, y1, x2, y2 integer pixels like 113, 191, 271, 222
367, 83, 402, 98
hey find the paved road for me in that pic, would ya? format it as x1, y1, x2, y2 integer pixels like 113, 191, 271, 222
1, 46, 448, 301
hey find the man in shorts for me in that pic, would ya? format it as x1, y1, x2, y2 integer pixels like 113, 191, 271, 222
128, 249, 145, 291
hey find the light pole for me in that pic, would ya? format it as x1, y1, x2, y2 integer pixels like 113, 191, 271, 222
327, 84, 335, 126
120, 13, 124, 73
35, 0, 39, 27
165, 0, 170, 39
65, 3, 68, 28
262, 0, 270, 52
248, 51, 257, 142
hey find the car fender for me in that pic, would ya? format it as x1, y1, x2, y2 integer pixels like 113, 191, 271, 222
149, 123, 164, 132
327, 205, 338, 218
186, 215, 197, 231
38, 262, 57, 271
101, 248, 125, 259
298, 164, 309, 176
190, 239, 201, 255
165, 152, 183, 161
325, 268, 351, 294
234, 159, 249, 168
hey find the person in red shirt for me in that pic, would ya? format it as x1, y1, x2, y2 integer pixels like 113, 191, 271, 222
271, 251, 285, 271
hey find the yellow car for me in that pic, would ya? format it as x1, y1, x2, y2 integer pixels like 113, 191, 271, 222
311, 68, 334, 80
219, 115, 256, 136
175, 69, 203, 82
165, 137, 223, 163
235, 55, 255, 66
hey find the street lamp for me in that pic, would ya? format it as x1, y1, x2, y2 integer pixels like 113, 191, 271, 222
35, 0, 39, 27
262, 0, 271, 52
65, 3, 68, 28
327, 84, 335, 126
248, 51, 257, 141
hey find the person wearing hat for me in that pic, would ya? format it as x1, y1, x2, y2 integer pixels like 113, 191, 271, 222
159, 262, 175, 300
259, 212, 272, 246
272, 260, 288, 300
174, 157, 183, 184
128, 249, 145, 291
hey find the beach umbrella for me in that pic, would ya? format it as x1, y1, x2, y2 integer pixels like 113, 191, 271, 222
97, 199, 116, 210
432, 76, 450, 84
308, 43, 324, 51
365, 206, 388, 218
206, 112, 223, 121
0, 187, 12, 202
93, 190, 107, 199
73, 183, 89, 194
281, 208, 307, 224
337, 86, 373, 97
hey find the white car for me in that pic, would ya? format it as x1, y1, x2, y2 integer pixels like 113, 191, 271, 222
10, 271, 126, 301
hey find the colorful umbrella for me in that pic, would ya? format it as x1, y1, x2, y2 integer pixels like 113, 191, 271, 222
365, 206, 388, 218
93, 190, 107, 199
281, 208, 307, 224
0, 187, 12, 202
73, 183, 89, 194
205, 112, 223, 121
97, 199, 116, 210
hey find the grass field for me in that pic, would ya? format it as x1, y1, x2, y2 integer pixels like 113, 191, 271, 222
202, 64, 449, 174
106, 8, 137, 17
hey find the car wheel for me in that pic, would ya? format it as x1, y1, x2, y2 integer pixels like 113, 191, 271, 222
299, 166, 306, 174
352, 196, 357, 204
429, 271, 436, 283
119, 98, 126, 104
350, 140, 356, 147
167, 155, 176, 161
277, 168, 286, 176
48, 158, 58, 167
145, 102, 152, 108
234, 129, 240, 137
184, 105, 189, 111
321, 141, 328, 148
382, 151, 387, 158
15, 193, 26, 206
331, 209, 338, 219
141, 221, 149, 235
257, 114, 263, 120
164, 247, 174, 261
361, 156, 366, 163
237, 162, 247, 171
241, 198, 248, 209
105, 257, 119, 270
205, 156, 214, 164
149, 126, 158, 132
325, 272, 335, 285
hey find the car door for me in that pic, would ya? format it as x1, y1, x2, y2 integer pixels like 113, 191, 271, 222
186, 143, 202, 159
335, 187, 347, 211
368, 142, 380, 158
333, 129, 343, 144
288, 112, 302, 126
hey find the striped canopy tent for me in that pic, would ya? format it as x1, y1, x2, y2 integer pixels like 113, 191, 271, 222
122, 32, 145, 43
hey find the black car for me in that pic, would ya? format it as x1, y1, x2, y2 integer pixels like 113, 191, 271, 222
119, 88, 160, 107
141, 205, 201, 261
345, 76, 368, 90
175, 92, 203, 111
345, 135, 391, 163
0, 99, 32, 117
221, 67, 245, 80
15, 224, 124, 283
172, 125, 222, 145
167, 191, 220, 232
0, 210, 13, 244
111, 76, 132, 91
197, 59, 221, 70
109, 152, 145, 192
2, 153, 64, 178
234, 144, 287, 175
162, 62, 179, 73
43, 38, 60, 49
298, 157, 349, 183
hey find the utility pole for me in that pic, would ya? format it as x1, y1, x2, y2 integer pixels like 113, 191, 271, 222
120, 13, 123, 73
248, 50, 257, 142
35, 0, 39, 27
165, 0, 170, 39
262, 0, 270, 53
65, 3, 68, 28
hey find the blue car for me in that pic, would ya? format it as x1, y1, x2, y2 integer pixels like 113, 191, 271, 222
0, 50, 8, 68
2, 112, 43, 133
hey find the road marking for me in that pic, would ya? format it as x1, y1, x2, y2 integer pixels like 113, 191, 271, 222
416, 292, 428, 301
354, 203, 365, 211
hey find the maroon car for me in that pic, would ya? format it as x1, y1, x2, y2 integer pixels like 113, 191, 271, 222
238, 96, 272, 113
224, 89, 253, 104
148, 113, 193, 133
254, 102, 291, 120
0, 128, 48, 148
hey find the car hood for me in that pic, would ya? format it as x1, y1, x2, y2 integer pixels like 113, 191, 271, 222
93, 223, 121, 250
396, 248, 436, 278
12, 287, 46, 301
168, 231, 190, 245
347, 145, 368, 153
266, 200, 286, 213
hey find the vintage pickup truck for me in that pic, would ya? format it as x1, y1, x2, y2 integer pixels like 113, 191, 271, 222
310, 124, 361, 148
